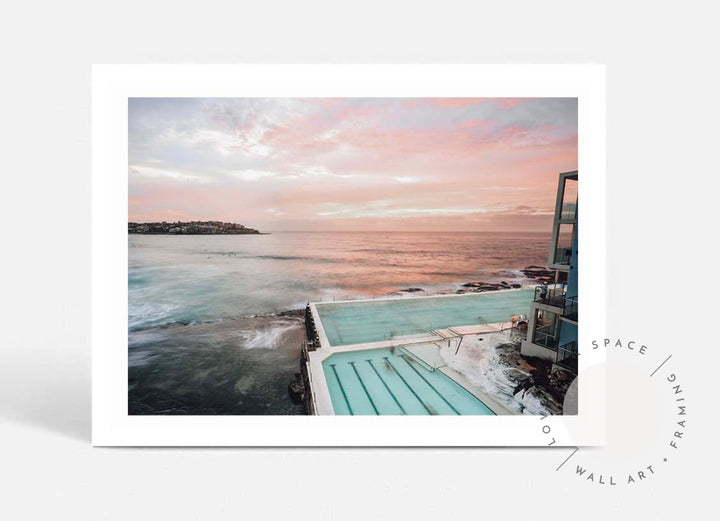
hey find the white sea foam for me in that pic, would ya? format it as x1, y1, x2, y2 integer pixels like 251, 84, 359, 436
128, 301, 181, 330
514, 387, 549, 415
241, 321, 298, 350
440, 333, 552, 415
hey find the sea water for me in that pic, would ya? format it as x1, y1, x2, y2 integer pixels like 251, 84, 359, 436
128, 231, 550, 414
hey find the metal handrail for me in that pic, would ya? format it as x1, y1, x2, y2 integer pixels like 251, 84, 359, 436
400, 348, 438, 372
386, 327, 434, 340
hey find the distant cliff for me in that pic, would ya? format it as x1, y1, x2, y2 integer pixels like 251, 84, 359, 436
128, 221, 261, 235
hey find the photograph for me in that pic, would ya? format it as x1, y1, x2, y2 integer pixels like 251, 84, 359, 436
4, 3, 715, 518
128, 97, 579, 416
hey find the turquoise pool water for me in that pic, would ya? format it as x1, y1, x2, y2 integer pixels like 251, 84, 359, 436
316, 289, 533, 346
322, 347, 495, 415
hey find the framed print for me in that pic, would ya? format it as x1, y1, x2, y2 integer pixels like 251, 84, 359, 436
92, 64, 606, 445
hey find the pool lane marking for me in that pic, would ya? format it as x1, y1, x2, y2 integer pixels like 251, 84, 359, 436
349, 361, 379, 415
367, 359, 407, 415
329, 364, 353, 415
383, 357, 433, 415
399, 355, 460, 415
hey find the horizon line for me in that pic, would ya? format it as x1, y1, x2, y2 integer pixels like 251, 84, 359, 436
128, 227, 550, 234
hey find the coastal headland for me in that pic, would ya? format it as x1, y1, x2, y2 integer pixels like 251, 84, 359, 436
128, 221, 262, 235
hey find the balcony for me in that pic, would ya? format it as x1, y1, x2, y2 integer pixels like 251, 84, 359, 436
532, 324, 559, 349
534, 285, 565, 307
555, 341, 578, 373
534, 286, 578, 322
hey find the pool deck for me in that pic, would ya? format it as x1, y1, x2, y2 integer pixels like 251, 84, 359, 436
305, 287, 534, 415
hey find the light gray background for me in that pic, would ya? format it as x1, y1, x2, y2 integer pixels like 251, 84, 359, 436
0, 1, 716, 519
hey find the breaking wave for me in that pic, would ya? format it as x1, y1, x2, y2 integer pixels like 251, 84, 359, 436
440, 333, 554, 415
240, 321, 299, 350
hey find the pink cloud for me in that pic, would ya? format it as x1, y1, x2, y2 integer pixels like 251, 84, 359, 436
129, 98, 577, 231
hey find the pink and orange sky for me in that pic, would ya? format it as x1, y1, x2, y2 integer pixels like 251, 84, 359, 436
128, 98, 577, 232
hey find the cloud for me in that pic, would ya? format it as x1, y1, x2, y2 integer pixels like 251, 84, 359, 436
490, 205, 554, 216
316, 205, 486, 219
231, 169, 276, 181
128, 97, 578, 231
129, 165, 208, 183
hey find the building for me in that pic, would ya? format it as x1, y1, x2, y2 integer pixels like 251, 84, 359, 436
520, 171, 578, 373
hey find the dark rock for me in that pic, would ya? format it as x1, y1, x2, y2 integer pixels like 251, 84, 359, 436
494, 342, 568, 415
521, 266, 557, 281
288, 373, 305, 404
400, 287, 424, 293
278, 309, 305, 318
462, 281, 505, 292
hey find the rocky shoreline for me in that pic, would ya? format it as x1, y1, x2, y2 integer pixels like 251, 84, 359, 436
128, 220, 262, 235
438, 331, 575, 415
400, 266, 555, 295
494, 339, 575, 415
519, 265, 556, 282
458, 281, 522, 293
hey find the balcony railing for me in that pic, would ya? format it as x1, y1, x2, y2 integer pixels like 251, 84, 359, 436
563, 296, 578, 322
532, 324, 559, 349
534, 286, 578, 322
556, 341, 578, 372
534, 285, 566, 307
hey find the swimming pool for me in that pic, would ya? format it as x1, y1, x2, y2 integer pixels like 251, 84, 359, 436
321, 347, 495, 415
315, 288, 533, 346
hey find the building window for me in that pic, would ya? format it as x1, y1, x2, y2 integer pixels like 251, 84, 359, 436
532, 309, 560, 349
553, 223, 575, 266
560, 177, 577, 221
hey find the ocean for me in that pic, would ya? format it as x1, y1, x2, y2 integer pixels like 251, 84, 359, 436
128, 231, 551, 415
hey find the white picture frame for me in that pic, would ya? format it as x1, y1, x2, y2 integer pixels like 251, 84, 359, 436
92, 64, 606, 446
